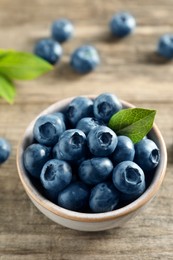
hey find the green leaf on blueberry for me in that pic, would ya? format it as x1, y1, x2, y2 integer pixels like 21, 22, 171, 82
108, 108, 156, 144
0, 50, 53, 104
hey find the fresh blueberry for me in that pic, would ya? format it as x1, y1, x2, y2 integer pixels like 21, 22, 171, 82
112, 161, 146, 200
0, 138, 11, 164
89, 182, 120, 213
76, 117, 104, 135
111, 136, 135, 164
70, 45, 100, 74
23, 144, 51, 178
53, 129, 87, 162
157, 34, 173, 59
33, 114, 66, 147
87, 126, 117, 156
110, 12, 136, 37
40, 159, 72, 202
51, 18, 74, 43
34, 38, 62, 64
134, 138, 160, 172
58, 182, 90, 212
78, 157, 113, 186
66, 97, 93, 126
93, 93, 122, 123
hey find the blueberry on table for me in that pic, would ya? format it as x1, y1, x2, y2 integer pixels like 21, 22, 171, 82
112, 161, 146, 200
134, 138, 160, 172
70, 45, 100, 74
58, 182, 90, 212
53, 129, 87, 162
23, 144, 51, 178
87, 126, 118, 156
78, 157, 113, 186
34, 38, 62, 64
109, 12, 136, 37
66, 96, 93, 126
157, 34, 173, 59
0, 138, 11, 164
93, 93, 122, 123
76, 117, 104, 135
89, 182, 120, 213
51, 18, 74, 43
40, 159, 72, 202
33, 114, 66, 147
111, 136, 135, 164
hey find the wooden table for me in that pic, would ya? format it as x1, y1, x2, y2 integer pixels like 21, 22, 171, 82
0, 0, 173, 259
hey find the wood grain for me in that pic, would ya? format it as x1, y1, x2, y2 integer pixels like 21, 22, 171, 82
0, 0, 173, 259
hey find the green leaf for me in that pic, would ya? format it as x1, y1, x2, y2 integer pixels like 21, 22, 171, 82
0, 49, 14, 58
0, 51, 53, 80
108, 108, 156, 143
0, 75, 16, 104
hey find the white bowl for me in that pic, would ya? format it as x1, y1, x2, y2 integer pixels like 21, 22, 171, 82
16, 96, 167, 231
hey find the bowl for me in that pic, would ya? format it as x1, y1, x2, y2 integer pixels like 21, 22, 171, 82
16, 96, 167, 231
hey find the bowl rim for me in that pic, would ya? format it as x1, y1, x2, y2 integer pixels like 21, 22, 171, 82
16, 96, 167, 223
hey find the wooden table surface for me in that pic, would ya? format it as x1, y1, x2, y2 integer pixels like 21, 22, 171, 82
0, 0, 173, 259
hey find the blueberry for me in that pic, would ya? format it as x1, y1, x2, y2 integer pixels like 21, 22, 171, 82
112, 161, 146, 200
110, 12, 136, 37
93, 93, 122, 123
87, 126, 117, 156
76, 117, 104, 135
66, 97, 93, 126
134, 138, 160, 172
58, 182, 90, 212
78, 157, 113, 186
111, 136, 135, 164
53, 129, 87, 162
51, 19, 74, 43
89, 182, 120, 213
157, 34, 173, 59
23, 144, 51, 178
0, 138, 11, 164
33, 114, 66, 147
34, 38, 62, 64
70, 45, 100, 74
40, 159, 72, 202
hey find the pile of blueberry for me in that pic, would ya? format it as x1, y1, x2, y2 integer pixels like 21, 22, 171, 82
23, 93, 160, 213
34, 12, 173, 74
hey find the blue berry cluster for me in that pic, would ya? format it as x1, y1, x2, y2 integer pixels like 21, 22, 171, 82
23, 93, 160, 213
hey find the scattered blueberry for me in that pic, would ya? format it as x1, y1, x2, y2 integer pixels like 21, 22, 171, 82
34, 38, 62, 64
111, 136, 135, 164
76, 117, 103, 135
53, 129, 87, 161
40, 159, 72, 202
135, 138, 160, 172
87, 126, 118, 156
89, 182, 120, 213
51, 18, 74, 43
110, 12, 136, 37
157, 34, 173, 59
112, 161, 146, 199
23, 144, 51, 178
78, 157, 113, 186
93, 93, 122, 123
33, 114, 66, 147
0, 138, 11, 164
66, 97, 93, 126
70, 45, 100, 74
58, 182, 90, 212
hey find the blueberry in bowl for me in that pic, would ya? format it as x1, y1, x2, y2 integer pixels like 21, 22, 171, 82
17, 93, 167, 231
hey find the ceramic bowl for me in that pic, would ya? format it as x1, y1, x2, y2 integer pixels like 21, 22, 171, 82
16, 96, 167, 231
